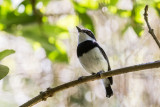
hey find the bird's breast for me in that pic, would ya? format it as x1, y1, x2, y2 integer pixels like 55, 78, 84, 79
79, 47, 108, 74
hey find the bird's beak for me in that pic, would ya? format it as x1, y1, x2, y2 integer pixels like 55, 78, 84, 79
76, 26, 82, 32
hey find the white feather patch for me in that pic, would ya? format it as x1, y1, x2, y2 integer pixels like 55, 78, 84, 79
78, 32, 95, 44
79, 47, 108, 74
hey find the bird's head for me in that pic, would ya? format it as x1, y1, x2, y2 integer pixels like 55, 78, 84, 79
76, 26, 96, 44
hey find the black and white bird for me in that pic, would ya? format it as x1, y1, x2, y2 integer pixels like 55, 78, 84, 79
76, 26, 113, 98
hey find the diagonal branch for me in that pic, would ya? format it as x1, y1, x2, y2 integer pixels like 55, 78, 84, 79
144, 5, 160, 49
20, 60, 160, 107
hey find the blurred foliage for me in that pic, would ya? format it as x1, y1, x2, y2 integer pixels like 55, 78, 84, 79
0, 0, 160, 63
0, 49, 15, 80
0, 0, 68, 63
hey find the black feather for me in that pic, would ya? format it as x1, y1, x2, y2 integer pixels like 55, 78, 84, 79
81, 29, 96, 40
108, 77, 113, 85
105, 85, 113, 98
77, 40, 98, 57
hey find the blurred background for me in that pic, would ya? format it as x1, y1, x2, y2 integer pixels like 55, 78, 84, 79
0, 0, 160, 107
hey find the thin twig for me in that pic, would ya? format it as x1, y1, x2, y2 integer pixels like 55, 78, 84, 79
144, 5, 160, 49
20, 60, 160, 107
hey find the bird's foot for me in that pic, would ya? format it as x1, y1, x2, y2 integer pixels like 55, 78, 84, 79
97, 71, 105, 78
92, 73, 96, 75
47, 87, 53, 97
40, 91, 47, 101
78, 76, 87, 81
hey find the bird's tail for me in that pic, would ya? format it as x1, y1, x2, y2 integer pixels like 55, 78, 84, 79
103, 78, 113, 98
105, 85, 113, 98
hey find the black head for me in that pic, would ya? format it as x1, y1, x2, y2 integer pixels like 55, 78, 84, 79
76, 26, 96, 40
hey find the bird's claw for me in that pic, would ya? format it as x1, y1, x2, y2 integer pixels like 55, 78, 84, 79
97, 71, 104, 78
47, 87, 52, 97
92, 73, 96, 75
78, 76, 86, 81
40, 91, 47, 101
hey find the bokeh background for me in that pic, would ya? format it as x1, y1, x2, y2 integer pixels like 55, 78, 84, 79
0, 0, 160, 107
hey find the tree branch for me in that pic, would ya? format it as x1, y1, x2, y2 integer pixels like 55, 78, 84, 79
20, 60, 160, 107
144, 5, 160, 49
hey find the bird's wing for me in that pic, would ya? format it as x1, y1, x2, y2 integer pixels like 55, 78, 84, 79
97, 44, 113, 85
97, 44, 111, 70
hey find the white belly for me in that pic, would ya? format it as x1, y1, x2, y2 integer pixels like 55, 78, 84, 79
79, 47, 108, 74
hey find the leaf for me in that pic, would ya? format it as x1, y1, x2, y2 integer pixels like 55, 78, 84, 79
0, 64, 9, 80
49, 40, 68, 62
132, 22, 143, 37
56, 15, 79, 29
110, 0, 118, 6
36, 0, 50, 6
72, 1, 87, 13
108, 6, 117, 14
2, 13, 36, 29
130, 4, 145, 36
49, 50, 68, 62
117, 9, 131, 18
155, 2, 160, 17
72, 0, 98, 11
0, 49, 15, 61
131, 4, 144, 24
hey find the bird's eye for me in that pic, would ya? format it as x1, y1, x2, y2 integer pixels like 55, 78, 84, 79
88, 32, 92, 35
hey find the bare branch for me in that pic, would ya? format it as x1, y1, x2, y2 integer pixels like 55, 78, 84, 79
144, 5, 160, 49
20, 60, 160, 107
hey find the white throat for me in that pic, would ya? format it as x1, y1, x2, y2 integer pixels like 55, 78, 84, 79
78, 32, 95, 44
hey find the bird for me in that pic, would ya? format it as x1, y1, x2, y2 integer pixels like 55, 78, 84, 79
76, 26, 113, 98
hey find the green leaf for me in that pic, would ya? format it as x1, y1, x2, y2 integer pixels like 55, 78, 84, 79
72, 0, 98, 12
1, 13, 36, 29
0, 64, 9, 80
78, 0, 98, 9
155, 2, 160, 17
110, 0, 118, 6
130, 4, 145, 36
0, 49, 15, 61
117, 9, 131, 17
132, 22, 143, 37
108, 6, 117, 14
131, 4, 145, 24
20, 24, 56, 53
49, 40, 68, 62
49, 50, 68, 62
36, 0, 50, 6
56, 15, 79, 29
72, 1, 87, 13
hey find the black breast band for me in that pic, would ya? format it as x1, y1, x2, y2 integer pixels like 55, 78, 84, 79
77, 40, 98, 57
